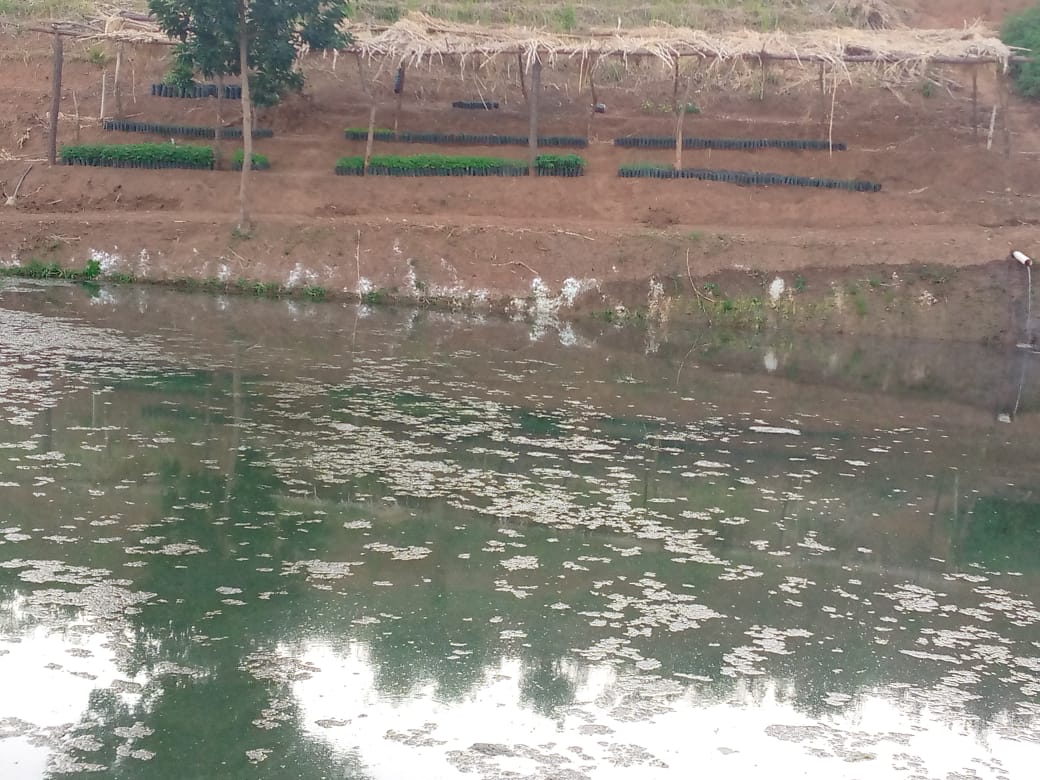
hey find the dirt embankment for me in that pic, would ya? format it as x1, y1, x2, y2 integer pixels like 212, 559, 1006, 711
1, 2, 1039, 341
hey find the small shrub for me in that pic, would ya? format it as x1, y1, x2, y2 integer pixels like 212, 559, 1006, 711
85, 44, 110, 68
232, 149, 270, 170
555, 5, 577, 32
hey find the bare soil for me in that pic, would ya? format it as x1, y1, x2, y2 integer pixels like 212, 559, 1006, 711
1, 0, 1039, 340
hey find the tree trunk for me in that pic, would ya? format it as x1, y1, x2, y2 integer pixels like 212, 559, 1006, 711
216, 73, 225, 170
528, 57, 541, 175
364, 104, 377, 173
48, 32, 63, 166
238, 2, 253, 232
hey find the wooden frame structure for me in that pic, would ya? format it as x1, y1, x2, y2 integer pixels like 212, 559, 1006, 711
26, 12, 1030, 167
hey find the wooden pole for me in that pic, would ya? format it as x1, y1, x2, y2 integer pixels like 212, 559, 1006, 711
99, 72, 106, 120
114, 44, 123, 118
828, 69, 838, 155
48, 31, 63, 166
673, 57, 683, 170
817, 62, 825, 135
528, 56, 541, 175
238, 1, 253, 232
518, 53, 527, 102
972, 67, 979, 143
393, 65, 405, 134
354, 52, 377, 173
999, 65, 1011, 159
586, 54, 599, 140
364, 104, 377, 173
72, 90, 80, 145
215, 73, 225, 170
759, 56, 767, 101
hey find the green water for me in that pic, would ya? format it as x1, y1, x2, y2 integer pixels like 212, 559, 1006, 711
1, 280, 1038, 779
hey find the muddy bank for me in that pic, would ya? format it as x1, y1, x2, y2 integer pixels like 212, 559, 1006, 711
1, 210, 1035, 345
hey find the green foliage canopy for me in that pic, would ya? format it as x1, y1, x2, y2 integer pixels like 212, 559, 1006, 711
1002, 4, 1040, 98
149, 0, 351, 107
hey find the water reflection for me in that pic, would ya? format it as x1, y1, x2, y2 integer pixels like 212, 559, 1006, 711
0, 280, 1038, 778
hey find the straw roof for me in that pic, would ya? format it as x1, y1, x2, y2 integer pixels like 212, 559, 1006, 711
351, 13, 1019, 73
31, 10, 1021, 73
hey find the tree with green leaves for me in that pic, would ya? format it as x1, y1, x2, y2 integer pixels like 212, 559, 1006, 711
149, 0, 350, 230
1002, 4, 1040, 98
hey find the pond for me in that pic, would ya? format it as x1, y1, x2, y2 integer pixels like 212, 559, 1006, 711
1, 280, 1038, 779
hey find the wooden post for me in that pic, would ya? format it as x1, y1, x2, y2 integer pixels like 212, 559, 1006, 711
673, 57, 683, 170
393, 65, 405, 134
48, 31, 63, 166
528, 56, 541, 175
759, 56, 767, 101
586, 54, 599, 141
999, 65, 1011, 159
818, 62, 825, 135
518, 53, 527, 102
99, 72, 106, 120
972, 67, 979, 143
354, 52, 377, 173
114, 44, 123, 118
828, 69, 838, 156
215, 73, 225, 170
72, 90, 80, 144
364, 104, 377, 173
238, 2, 254, 232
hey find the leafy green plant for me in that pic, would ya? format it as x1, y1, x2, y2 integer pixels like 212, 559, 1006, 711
344, 127, 395, 141
232, 148, 270, 170
618, 163, 671, 177
2, 258, 105, 281
85, 44, 110, 68
1003, 5, 1040, 97
163, 57, 197, 90
60, 143, 215, 169
304, 285, 327, 300
554, 5, 577, 32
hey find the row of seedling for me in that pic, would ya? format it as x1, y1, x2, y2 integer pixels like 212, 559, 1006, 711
614, 136, 848, 152
344, 128, 588, 148
335, 153, 585, 177
61, 143, 215, 169
617, 163, 880, 191
103, 120, 273, 139
452, 100, 499, 110
150, 83, 243, 99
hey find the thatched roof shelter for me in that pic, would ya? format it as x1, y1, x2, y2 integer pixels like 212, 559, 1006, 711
350, 14, 1020, 73
33, 11, 1022, 73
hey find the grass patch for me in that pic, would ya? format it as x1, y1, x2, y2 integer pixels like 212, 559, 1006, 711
349, 1, 849, 33
1, 258, 101, 281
